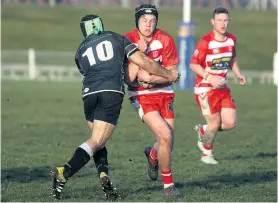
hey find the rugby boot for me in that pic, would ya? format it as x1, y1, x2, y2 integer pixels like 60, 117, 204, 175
164, 185, 183, 198
99, 172, 121, 201
201, 155, 218, 164
144, 146, 159, 181
51, 167, 67, 200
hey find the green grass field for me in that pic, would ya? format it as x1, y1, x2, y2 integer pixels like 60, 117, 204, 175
1, 4, 277, 70
1, 81, 277, 202
1, 3, 277, 202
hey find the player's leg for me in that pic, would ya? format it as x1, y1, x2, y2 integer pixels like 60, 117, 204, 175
130, 94, 181, 197
131, 95, 163, 182
162, 96, 175, 151
220, 93, 237, 130
52, 92, 123, 200
93, 145, 109, 178
89, 92, 123, 200
146, 95, 181, 197
130, 95, 160, 181
87, 120, 120, 200
195, 90, 236, 136
88, 121, 110, 181
147, 115, 174, 170
194, 91, 221, 164
52, 93, 98, 200
221, 108, 237, 129
88, 121, 93, 129
144, 96, 174, 168
201, 113, 221, 164
143, 111, 181, 196
160, 97, 182, 197
66, 97, 118, 179
149, 118, 176, 157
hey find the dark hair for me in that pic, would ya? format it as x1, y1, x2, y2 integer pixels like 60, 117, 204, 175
212, 7, 229, 18
135, 4, 158, 29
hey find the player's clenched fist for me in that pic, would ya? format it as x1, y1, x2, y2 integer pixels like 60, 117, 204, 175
169, 70, 180, 83
237, 75, 246, 86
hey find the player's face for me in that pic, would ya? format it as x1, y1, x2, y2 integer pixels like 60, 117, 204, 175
211, 13, 230, 35
138, 14, 157, 37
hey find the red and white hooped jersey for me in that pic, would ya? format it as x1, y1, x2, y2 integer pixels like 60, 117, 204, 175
124, 29, 179, 98
190, 31, 237, 94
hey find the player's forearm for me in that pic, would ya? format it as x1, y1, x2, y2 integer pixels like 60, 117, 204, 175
190, 64, 207, 78
137, 68, 171, 84
129, 51, 173, 80
231, 61, 241, 77
140, 54, 171, 79
147, 64, 176, 83
147, 75, 172, 84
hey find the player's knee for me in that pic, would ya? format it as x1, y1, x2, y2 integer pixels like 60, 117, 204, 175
230, 119, 237, 129
158, 131, 172, 149
223, 119, 237, 130
89, 138, 106, 154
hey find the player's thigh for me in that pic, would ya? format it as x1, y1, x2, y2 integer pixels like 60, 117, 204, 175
220, 93, 237, 126
94, 92, 124, 126
195, 91, 222, 131
87, 121, 93, 131
129, 95, 160, 120
195, 90, 221, 116
143, 111, 172, 143
220, 108, 237, 127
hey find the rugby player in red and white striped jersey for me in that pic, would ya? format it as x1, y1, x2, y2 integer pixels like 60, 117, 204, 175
190, 7, 246, 164
124, 4, 182, 197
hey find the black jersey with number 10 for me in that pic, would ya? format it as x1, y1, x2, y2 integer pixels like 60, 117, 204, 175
75, 31, 138, 97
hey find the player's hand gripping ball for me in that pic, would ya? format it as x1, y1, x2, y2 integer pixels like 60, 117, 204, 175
138, 79, 154, 89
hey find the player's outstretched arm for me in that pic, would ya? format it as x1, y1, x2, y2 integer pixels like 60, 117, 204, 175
231, 60, 246, 86
129, 51, 179, 82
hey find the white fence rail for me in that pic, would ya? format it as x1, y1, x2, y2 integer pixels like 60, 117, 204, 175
1, 49, 276, 84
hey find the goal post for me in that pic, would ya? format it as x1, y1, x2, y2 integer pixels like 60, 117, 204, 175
176, 0, 195, 91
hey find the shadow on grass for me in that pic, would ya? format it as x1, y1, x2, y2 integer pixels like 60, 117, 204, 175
1, 162, 120, 183
1, 165, 53, 183
220, 152, 277, 160
178, 170, 277, 189
135, 170, 277, 192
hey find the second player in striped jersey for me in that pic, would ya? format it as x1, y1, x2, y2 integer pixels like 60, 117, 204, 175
190, 7, 246, 165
